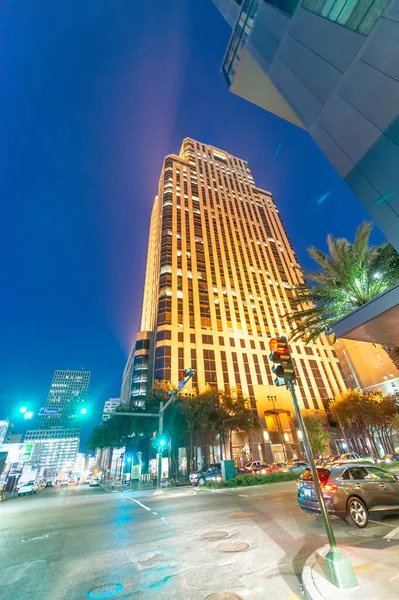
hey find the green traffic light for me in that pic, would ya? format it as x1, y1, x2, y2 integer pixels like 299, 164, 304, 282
19, 406, 28, 414
80, 407, 88, 415
159, 439, 166, 447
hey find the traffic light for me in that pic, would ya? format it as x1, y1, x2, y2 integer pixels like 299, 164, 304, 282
269, 337, 296, 386
80, 407, 88, 415
19, 406, 28, 414
151, 433, 168, 450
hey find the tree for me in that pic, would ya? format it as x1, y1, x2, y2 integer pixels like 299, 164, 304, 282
219, 389, 261, 460
303, 413, 332, 457
332, 389, 399, 456
284, 222, 399, 368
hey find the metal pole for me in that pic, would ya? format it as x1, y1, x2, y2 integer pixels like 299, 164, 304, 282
270, 396, 288, 462
157, 402, 164, 491
286, 381, 358, 589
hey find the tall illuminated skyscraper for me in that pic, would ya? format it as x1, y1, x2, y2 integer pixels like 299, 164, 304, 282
40, 369, 90, 429
123, 138, 347, 461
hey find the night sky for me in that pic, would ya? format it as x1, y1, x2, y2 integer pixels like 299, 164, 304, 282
1, 1, 384, 448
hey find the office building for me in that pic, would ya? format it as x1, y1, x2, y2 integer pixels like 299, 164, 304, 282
0, 421, 9, 444
124, 138, 347, 462
40, 370, 90, 429
24, 428, 80, 474
102, 398, 121, 421
213, 0, 399, 252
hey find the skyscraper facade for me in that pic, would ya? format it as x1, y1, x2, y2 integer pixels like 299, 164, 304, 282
24, 369, 90, 474
102, 398, 121, 421
125, 138, 347, 462
213, 0, 399, 253
40, 370, 90, 430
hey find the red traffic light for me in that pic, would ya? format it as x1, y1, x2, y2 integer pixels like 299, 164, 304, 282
269, 338, 279, 352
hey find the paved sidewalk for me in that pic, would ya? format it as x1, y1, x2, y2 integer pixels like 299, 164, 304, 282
303, 537, 399, 599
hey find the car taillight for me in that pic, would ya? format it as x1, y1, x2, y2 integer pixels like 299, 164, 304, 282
321, 483, 337, 493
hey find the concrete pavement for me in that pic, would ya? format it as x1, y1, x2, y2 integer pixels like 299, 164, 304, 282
1, 482, 399, 599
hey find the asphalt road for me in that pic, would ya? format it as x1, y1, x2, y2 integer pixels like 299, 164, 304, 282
1, 482, 399, 600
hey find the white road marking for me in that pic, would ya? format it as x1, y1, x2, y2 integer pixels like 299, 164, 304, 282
238, 494, 248, 497
152, 511, 158, 515
123, 496, 151, 511
384, 526, 399, 539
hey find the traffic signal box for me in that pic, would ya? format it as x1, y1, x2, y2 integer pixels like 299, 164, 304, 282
151, 433, 168, 450
269, 337, 296, 387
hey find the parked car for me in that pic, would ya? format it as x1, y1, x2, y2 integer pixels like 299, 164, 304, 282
89, 478, 100, 487
287, 462, 309, 473
244, 461, 264, 471
60, 479, 69, 487
335, 452, 376, 464
189, 464, 222, 486
378, 453, 399, 464
18, 480, 37, 496
236, 467, 253, 476
255, 463, 286, 474
297, 463, 399, 528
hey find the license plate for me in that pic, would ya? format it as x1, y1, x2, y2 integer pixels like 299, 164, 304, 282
303, 488, 312, 497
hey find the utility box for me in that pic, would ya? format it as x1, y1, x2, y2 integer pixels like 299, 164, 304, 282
221, 460, 236, 481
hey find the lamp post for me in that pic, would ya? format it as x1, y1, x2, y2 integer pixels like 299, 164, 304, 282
267, 395, 288, 461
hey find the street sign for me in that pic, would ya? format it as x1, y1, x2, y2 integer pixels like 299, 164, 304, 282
19, 443, 34, 462
39, 407, 59, 415
177, 377, 186, 392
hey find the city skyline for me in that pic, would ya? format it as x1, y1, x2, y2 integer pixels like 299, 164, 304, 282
1, 1, 383, 445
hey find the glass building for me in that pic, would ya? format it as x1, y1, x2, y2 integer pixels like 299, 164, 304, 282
40, 370, 90, 430
214, 0, 399, 253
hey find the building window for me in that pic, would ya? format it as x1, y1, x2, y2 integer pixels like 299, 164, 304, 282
202, 334, 213, 345
156, 330, 172, 342
190, 333, 196, 344
219, 336, 225, 346
302, 0, 389, 36
135, 339, 150, 350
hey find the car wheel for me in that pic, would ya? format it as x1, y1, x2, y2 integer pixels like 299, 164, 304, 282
346, 497, 368, 528
30, 491, 33, 495
197, 477, 206, 486
18, 493, 21, 497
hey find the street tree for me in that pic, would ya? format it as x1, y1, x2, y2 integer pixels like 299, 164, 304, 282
219, 388, 261, 460
284, 222, 399, 368
303, 412, 332, 457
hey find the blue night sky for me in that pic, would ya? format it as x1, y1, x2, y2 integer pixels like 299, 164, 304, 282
1, 1, 384, 447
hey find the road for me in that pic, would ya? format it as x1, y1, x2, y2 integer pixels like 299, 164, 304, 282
1, 482, 399, 600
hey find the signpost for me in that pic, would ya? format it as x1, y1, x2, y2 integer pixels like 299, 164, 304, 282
39, 407, 59, 416
269, 337, 358, 590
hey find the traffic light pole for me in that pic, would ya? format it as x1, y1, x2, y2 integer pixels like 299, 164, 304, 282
157, 402, 164, 492
286, 380, 358, 590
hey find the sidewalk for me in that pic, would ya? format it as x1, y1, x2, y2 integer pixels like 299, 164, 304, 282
303, 537, 399, 599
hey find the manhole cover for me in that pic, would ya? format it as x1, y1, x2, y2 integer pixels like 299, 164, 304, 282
86, 583, 124, 599
201, 531, 229, 540
229, 512, 255, 519
206, 594, 244, 600
216, 541, 249, 553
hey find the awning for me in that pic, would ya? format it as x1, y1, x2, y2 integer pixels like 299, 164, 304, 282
333, 284, 399, 346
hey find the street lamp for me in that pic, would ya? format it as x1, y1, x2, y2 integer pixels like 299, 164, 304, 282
19, 406, 28, 414
267, 395, 288, 461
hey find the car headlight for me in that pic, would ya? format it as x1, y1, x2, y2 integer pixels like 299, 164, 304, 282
216, 476, 222, 481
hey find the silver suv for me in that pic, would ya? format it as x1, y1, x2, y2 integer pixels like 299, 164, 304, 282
297, 463, 399, 528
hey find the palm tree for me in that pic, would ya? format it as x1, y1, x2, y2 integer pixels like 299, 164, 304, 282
285, 222, 399, 368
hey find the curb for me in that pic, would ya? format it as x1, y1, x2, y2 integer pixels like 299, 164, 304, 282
302, 548, 325, 600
